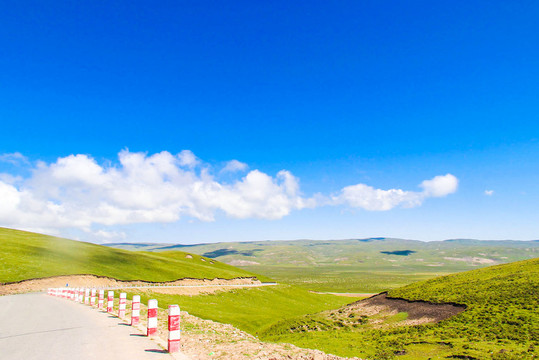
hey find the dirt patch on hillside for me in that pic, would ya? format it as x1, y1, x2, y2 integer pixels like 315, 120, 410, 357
348, 292, 466, 324
0, 275, 260, 296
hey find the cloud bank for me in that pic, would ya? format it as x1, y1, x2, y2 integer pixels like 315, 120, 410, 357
333, 174, 458, 211
0, 150, 458, 235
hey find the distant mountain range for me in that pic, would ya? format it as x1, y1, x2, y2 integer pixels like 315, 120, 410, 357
107, 237, 539, 268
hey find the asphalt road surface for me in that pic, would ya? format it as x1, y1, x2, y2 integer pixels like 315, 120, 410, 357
0, 293, 189, 360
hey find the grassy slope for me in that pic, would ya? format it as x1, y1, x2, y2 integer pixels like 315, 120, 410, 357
0, 227, 269, 283
109, 238, 539, 293
260, 258, 539, 359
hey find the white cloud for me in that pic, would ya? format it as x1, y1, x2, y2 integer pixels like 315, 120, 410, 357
0, 150, 312, 233
177, 150, 199, 168
0, 150, 459, 234
90, 229, 127, 242
420, 174, 459, 197
484, 190, 494, 196
222, 159, 248, 173
334, 173, 459, 211
0, 152, 29, 165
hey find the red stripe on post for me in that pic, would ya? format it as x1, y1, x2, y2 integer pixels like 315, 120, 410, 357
168, 305, 181, 353
118, 293, 126, 318
98, 290, 104, 309
147, 299, 158, 336
90, 288, 96, 306
107, 291, 114, 313
131, 295, 140, 326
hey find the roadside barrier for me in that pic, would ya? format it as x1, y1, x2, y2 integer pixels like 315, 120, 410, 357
107, 291, 114, 312
118, 293, 126, 318
90, 288, 96, 306
98, 289, 104, 309
48, 286, 184, 356
168, 305, 181, 353
147, 299, 158, 336
131, 295, 140, 326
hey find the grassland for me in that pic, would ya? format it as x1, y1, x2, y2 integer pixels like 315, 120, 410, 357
241, 265, 452, 293
259, 258, 539, 359
124, 285, 354, 335
109, 238, 539, 293
0, 227, 269, 283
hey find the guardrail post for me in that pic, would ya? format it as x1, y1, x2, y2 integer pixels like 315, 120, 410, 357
168, 305, 180, 353
131, 295, 140, 326
98, 290, 104, 309
147, 299, 158, 336
90, 289, 96, 306
118, 293, 126, 318
107, 291, 114, 313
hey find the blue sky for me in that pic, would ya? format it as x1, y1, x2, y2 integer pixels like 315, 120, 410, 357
0, 1, 538, 243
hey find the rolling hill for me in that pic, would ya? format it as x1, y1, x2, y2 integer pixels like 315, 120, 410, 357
108, 238, 539, 293
0, 227, 268, 283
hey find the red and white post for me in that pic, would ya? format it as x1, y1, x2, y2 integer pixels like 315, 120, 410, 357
107, 291, 114, 313
98, 290, 104, 309
79, 288, 84, 303
84, 288, 90, 304
118, 293, 126, 318
168, 305, 181, 353
131, 295, 140, 326
90, 288, 96, 306
147, 299, 158, 336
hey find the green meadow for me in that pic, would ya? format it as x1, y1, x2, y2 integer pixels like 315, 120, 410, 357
241, 264, 451, 293
125, 285, 354, 335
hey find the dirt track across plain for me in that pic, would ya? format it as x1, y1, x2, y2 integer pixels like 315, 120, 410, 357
0, 293, 189, 360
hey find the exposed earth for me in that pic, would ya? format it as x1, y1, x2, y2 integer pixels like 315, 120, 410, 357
0, 274, 262, 295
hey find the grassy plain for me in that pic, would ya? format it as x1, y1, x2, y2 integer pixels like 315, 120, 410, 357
0, 227, 268, 283
241, 265, 451, 293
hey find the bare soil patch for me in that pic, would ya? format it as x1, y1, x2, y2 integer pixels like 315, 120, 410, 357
348, 292, 466, 324
0, 275, 260, 296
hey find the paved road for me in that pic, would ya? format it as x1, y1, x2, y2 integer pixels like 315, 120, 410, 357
0, 293, 188, 360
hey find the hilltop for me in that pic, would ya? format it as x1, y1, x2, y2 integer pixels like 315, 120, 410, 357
0, 227, 267, 284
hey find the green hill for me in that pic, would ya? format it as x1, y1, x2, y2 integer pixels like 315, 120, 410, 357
0, 227, 268, 283
260, 258, 539, 359
108, 238, 539, 293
